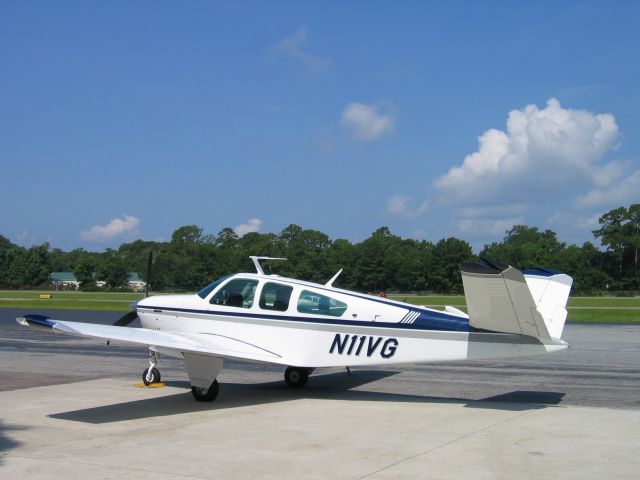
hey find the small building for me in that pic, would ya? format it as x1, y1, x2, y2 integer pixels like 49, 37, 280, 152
49, 272, 146, 291
128, 272, 146, 292
49, 272, 80, 290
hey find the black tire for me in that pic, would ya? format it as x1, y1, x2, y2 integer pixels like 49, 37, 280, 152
284, 367, 309, 388
191, 380, 220, 402
142, 367, 161, 386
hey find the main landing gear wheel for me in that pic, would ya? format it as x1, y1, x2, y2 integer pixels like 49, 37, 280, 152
142, 367, 161, 386
284, 367, 309, 388
191, 380, 220, 402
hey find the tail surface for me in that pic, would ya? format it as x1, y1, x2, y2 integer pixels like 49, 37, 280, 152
461, 260, 573, 341
522, 269, 573, 339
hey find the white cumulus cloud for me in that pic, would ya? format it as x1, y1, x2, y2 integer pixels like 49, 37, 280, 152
434, 98, 620, 203
234, 218, 263, 237
273, 27, 331, 72
423, 98, 640, 242
386, 194, 428, 218
340, 102, 395, 142
573, 169, 640, 209
80, 215, 140, 242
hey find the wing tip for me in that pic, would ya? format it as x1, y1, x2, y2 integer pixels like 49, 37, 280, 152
16, 314, 56, 330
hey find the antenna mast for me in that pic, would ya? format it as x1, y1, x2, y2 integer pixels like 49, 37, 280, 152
250, 256, 287, 275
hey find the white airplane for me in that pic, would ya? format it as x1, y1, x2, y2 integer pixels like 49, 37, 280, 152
17, 256, 572, 402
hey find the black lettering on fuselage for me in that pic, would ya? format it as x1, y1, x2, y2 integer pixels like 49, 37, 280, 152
381, 338, 399, 358
329, 334, 349, 354
366, 337, 382, 357
347, 334, 359, 354
329, 334, 398, 359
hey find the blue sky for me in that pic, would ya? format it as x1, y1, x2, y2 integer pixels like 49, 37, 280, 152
1, 1, 638, 251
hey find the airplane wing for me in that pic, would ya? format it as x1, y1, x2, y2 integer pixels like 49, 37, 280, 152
16, 314, 286, 364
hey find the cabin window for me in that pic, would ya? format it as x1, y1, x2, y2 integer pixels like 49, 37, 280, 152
210, 278, 258, 308
297, 290, 348, 317
197, 275, 231, 299
259, 282, 293, 312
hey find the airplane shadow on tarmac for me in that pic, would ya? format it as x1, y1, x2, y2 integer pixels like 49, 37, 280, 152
48, 370, 566, 424
0, 420, 25, 466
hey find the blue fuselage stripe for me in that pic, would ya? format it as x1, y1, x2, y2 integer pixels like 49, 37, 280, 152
139, 305, 477, 332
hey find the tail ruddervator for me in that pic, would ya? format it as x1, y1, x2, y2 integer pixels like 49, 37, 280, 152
461, 260, 573, 342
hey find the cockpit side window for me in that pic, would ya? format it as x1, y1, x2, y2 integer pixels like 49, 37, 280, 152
297, 290, 348, 317
210, 278, 259, 308
197, 275, 231, 299
259, 282, 293, 312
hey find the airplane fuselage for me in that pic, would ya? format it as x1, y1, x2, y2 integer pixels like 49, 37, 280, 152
136, 272, 566, 368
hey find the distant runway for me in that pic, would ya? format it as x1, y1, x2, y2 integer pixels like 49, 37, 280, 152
1, 308, 639, 409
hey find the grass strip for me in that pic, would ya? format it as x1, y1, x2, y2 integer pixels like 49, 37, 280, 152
2, 291, 639, 322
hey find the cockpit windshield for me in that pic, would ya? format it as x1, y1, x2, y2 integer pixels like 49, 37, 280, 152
197, 275, 231, 299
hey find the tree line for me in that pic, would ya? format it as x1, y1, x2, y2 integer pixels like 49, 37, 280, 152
1, 204, 638, 295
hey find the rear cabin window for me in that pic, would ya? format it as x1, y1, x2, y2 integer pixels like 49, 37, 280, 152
297, 290, 348, 317
259, 282, 293, 312
210, 278, 258, 308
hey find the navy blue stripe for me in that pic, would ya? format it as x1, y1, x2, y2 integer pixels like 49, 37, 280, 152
139, 305, 476, 332
23, 314, 56, 328
522, 268, 561, 277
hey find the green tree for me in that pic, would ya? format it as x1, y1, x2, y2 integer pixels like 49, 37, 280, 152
216, 228, 239, 250
326, 239, 356, 289
5, 243, 50, 288
212, 227, 241, 275
97, 255, 129, 289
74, 258, 96, 290
0, 235, 21, 287
428, 237, 474, 293
148, 252, 178, 291
275, 225, 332, 283
352, 227, 392, 292
171, 225, 204, 256
593, 207, 627, 281
593, 204, 640, 289
481, 225, 565, 269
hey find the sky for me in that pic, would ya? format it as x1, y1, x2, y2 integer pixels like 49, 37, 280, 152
1, 1, 639, 252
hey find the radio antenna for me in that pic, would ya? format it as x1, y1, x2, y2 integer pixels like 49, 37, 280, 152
250, 256, 287, 275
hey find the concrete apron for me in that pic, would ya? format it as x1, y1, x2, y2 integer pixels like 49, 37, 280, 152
1, 378, 639, 480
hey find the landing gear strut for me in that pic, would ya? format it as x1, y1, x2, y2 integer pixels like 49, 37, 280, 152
142, 350, 161, 385
284, 367, 312, 388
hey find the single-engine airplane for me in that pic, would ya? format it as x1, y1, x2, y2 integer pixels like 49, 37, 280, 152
17, 256, 572, 402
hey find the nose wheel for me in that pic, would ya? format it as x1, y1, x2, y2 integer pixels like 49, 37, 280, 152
142, 350, 161, 385
142, 367, 161, 385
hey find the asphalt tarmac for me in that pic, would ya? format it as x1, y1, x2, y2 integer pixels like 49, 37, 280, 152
1, 308, 639, 479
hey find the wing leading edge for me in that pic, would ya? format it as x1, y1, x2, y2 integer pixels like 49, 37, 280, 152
16, 314, 285, 364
